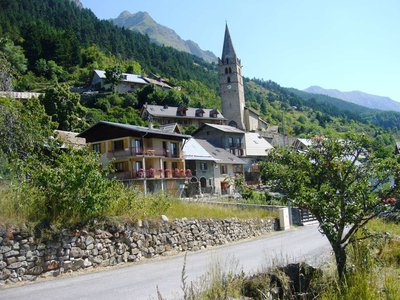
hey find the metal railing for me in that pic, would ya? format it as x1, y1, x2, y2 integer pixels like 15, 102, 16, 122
107, 147, 182, 158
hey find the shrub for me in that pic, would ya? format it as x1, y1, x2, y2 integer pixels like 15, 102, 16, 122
15, 149, 125, 224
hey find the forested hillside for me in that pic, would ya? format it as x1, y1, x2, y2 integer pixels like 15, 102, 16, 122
0, 0, 218, 89
0, 0, 398, 154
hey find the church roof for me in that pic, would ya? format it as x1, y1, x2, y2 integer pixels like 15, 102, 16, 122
221, 24, 237, 61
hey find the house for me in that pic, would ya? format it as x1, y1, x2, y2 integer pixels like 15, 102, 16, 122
192, 124, 273, 184
292, 138, 313, 152
90, 70, 175, 93
141, 103, 226, 127
55, 130, 86, 149
0, 91, 42, 100
242, 132, 274, 183
183, 138, 246, 195
157, 123, 182, 134
192, 123, 246, 157
77, 121, 190, 195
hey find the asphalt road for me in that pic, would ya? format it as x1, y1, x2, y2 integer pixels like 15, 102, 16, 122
0, 224, 331, 300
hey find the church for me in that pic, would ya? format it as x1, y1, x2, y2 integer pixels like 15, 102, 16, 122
219, 25, 268, 132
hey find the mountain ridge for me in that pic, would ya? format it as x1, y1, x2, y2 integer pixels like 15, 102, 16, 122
112, 11, 217, 64
304, 86, 400, 112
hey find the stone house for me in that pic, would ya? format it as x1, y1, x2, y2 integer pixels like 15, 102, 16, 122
242, 132, 273, 183
141, 103, 225, 127
183, 138, 245, 195
192, 123, 246, 157
77, 121, 190, 195
292, 138, 313, 152
90, 70, 174, 93
55, 130, 86, 149
192, 123, 275, 185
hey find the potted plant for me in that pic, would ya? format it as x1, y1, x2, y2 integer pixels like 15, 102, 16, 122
185, 169, 192, 177
174, 168, 180, 177
164, 168, 171, 178
147, 167, 155, 178
138, 168, 144, 178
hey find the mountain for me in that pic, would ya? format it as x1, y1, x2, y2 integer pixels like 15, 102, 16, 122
304, 86, 400, 113
287, 88, 375, 115
112, 11, 217, 64
70, 0, 83, 9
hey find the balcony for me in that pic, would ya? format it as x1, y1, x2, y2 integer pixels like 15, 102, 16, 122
107, 147, 182, 159
228, 148, 245, 156
110, 168, 191, 181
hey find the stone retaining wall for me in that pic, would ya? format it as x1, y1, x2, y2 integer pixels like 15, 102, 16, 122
0, 217, 278, 285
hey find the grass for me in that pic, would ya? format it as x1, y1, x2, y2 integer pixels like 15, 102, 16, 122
164, 200, 278, 220
0, 181, 278, 225
367, 218, 400, 236
0, 182, 27, 224
174, 218, 400, 300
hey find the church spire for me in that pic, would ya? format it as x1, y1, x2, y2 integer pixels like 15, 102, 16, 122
221, 23, 237, 63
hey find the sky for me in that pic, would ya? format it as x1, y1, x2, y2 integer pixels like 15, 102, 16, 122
80, 0, 400, 102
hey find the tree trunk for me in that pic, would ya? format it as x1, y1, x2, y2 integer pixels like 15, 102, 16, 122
334, 245, 347, 281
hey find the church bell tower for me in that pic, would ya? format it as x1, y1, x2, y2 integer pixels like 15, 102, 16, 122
219, 24, 246, 130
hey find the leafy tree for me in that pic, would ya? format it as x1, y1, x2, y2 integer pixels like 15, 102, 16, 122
0, 97, 54, 160
39, 83, 86, 131
125, 61, 141, 74
260, 135, 400, 281
105, 66, 123, 93
35, 59, 67, 81
0, 38, 27, 75
0, 54, 13, 91
16, 149, 126, 224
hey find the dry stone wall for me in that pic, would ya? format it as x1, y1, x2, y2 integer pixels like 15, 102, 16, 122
0, 217, 278, 285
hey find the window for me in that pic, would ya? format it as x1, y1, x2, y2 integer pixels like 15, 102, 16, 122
235, 137, 241, 148
135, 161, 142, 171
210, 109, 218, 118
220, 164, 227, 174
172, 162, 178, 170
227, 77, 231, 83
113, 140, 124, 151
228, 137, 234, 147
229, 67, 232, 73
195, 109, 204, 117
225, 68, 228, 74
114, 162, 125, 173
162, 141, 168, 155
200, 162, 208, 171
92, 143, 101, 153
228, 120, 237, 128
134, 139, 143, 154
170, 142, 178, 157
226, 58, 229, 64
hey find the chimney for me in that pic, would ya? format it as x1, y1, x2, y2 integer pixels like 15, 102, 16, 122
148, 122, 153, 129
